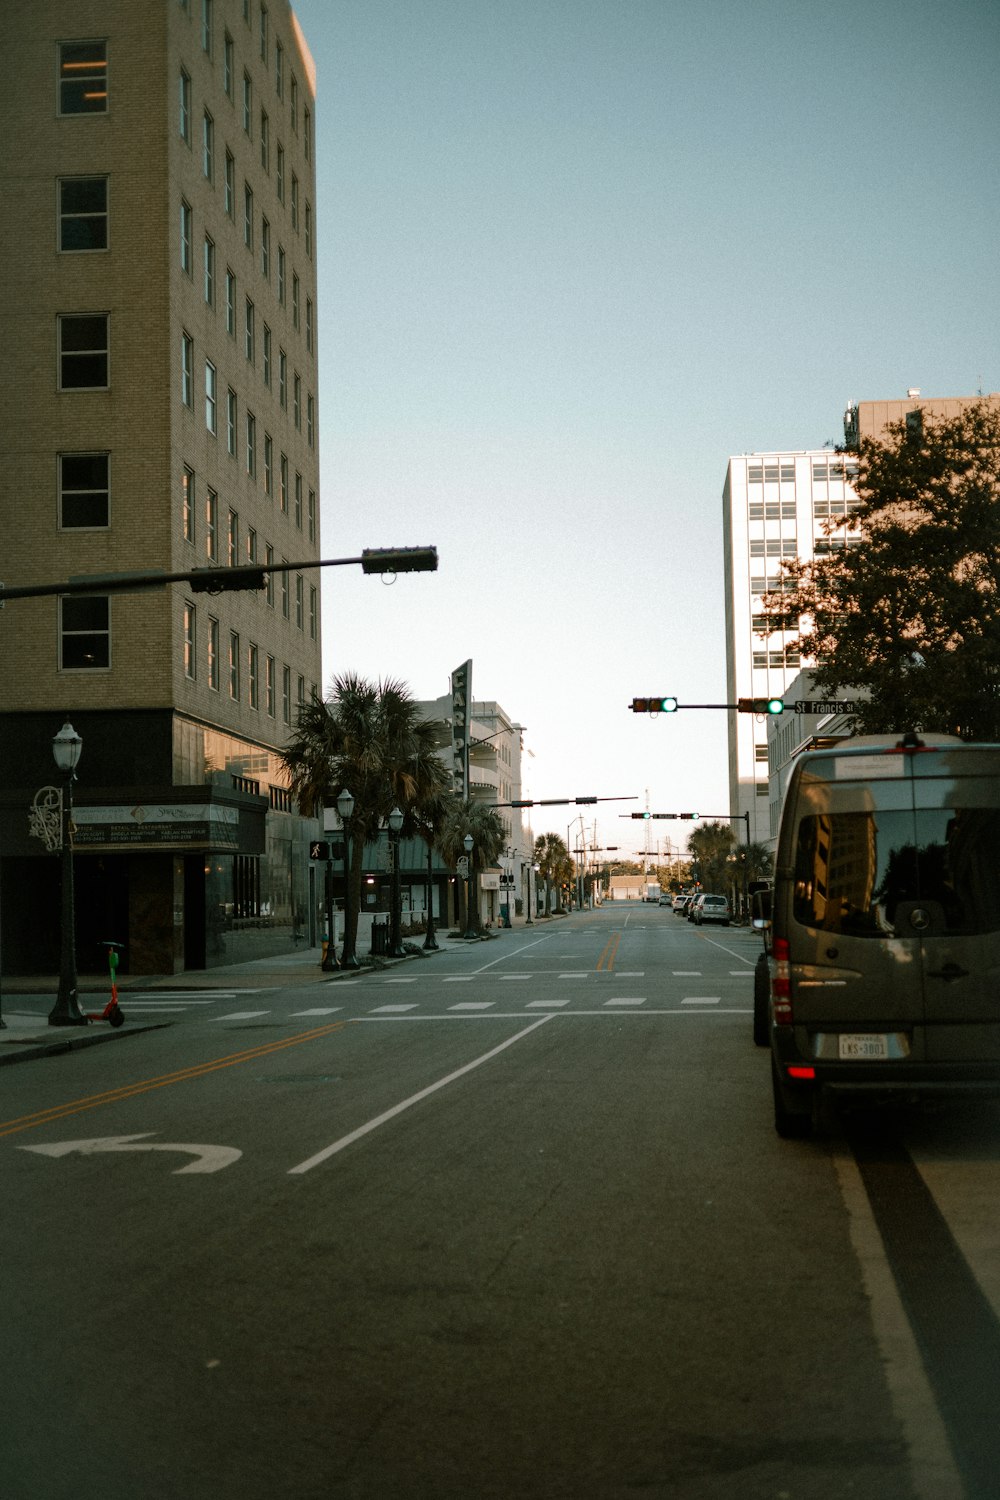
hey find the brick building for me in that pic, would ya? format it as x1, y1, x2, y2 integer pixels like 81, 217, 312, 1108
1, 1, 323, 974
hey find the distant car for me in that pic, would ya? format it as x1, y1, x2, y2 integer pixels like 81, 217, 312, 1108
694, 894, 730, 927
672, 894, 688, 914
658, 894, 672, 906
684, 895, 700, 921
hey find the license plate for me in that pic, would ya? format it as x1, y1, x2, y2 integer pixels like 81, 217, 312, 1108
838, 1033, 890, 1060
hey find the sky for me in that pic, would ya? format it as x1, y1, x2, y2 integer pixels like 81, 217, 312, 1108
291, 0, 999, 857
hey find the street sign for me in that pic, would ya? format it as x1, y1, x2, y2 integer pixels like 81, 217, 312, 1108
793, 700, 856, 715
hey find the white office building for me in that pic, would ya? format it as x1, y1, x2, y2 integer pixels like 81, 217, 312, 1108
722, 449, 861, 844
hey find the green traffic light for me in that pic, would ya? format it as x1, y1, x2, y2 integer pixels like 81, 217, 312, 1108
766, 698, 784, 715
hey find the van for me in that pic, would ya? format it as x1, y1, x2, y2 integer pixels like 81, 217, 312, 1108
763, 733, 1000, 1136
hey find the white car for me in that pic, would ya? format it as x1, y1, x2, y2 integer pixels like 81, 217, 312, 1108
693, 894, 730, 926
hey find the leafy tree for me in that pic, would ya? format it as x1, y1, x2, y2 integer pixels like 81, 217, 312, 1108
763, 401, 1000, 739
280, 672, 451, 954
686, 821, 736, 893
533, 832, 571, 915
438, 798, 506, 934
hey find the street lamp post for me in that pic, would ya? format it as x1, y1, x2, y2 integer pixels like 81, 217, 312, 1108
524, 863, 535, 925
463, 832, 478, 939
337, 788, 359, 969
387, 806, 406, 957
423, 834, 439, 951
48, 721, 87, 1027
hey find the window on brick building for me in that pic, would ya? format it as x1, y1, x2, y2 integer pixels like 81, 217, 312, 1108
60, 452, 109, 528
184, 602, 197, 679
59, 40, 108, 115
59, 176, 108, 251
208, 615, 220, 689
60, 595, 110, 669
59, 313, 108, 389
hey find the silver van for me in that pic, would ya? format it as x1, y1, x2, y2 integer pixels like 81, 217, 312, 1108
764, 733, 1000, 1136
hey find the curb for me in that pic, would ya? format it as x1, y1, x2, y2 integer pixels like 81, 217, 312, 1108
0, 1021, 170, 1068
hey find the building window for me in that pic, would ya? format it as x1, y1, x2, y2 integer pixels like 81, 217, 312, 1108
265, 543, 274, 606
309, 585, 317, 640
201, 0, 213, 53
280, 562, 289, 618
282, 664, 291, 724
179, 69, 191, 142
180, 198, 192, 273
275, 39, 283, 97
260, 108, 269, 171
226, 387, 237, 455
279, 452, 288, 512
225, 266, 236, 334
307, 488, 316, 542
262, 323, 271, 386
294, 470, 302, 528
248, 642, 259, 708
204, 235, 215, 305
276, 143, 284, 202
229, 631, 240, 699
59, 40, 108, 115
245, 297, 255, 362
293, 372, 301, 429
307, 392, 314, 447
181, 331, 194, 406
228, 508, 239, 566
292, 272, 299, 329
247, 526, 257, 564
261, 217, 270, 279
60, 452, 109, 528
182, 464, 195, 543
208, 614, 220, 689
259, 4, 268, 61
206, 487, 218, 560
263, 432, 273, 495
184, 602, 197, 678
243, 182, 253, 248
223, 32, 234, 97
305, 296, 313, 354
290, 174, 298, 230
60, 595, 110, 669
297, 674, 305, 708
266, 654, 275, 716
305, 201, 312, 258
295, 573, 304, 629
59, 313, 108, 389
278, 348, 286, 407
242, 73, 252, 135
290, 76, 298, 133
202, 111, 214, 179
304, 107, 311, 161
58, 176, 108, 252
225, 151, 235, 217
246, 410, 256, 476
205, 360, 217, 432
277, 244, 285, 303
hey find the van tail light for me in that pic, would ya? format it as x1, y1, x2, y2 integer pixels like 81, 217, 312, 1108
772, 936, 793, 1023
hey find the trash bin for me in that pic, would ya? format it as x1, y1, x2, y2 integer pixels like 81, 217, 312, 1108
371, 920, 388, 956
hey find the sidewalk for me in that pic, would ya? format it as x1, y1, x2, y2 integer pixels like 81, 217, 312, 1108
0, 909, 563, 1065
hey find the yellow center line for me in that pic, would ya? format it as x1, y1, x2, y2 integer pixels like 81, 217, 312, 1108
0, 1021, 352, 1140
596, 931, 621, 971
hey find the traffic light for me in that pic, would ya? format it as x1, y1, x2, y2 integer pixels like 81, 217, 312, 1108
630, 697, 678, 714
631, 812, 651, 820
678, 812, 700, 821
737, 697, 784, 715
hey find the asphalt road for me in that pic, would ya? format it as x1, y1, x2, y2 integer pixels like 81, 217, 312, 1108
3, 905, 998, 1498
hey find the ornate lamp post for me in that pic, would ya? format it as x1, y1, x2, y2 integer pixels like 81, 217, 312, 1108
387, 806, 406, 957
48, 721, 87, 1027
524, 861, 535, 925
337, 788, 359, 970
463, 832, 478, 939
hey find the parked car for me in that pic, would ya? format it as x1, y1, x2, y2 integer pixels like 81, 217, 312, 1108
765, 734, 1000, 1137
672, 894, 688, 914
658, 893, 672, 906
693, 894, 730, 926
684, 894, 700, 920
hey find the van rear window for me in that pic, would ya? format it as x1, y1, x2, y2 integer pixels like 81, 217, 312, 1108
792, 808, 1000, 936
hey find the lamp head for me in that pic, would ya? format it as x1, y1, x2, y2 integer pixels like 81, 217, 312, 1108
388, 806, 403, 832
336, 788, 355, 820
52, 721, 83, 775
463, 833, 474, 854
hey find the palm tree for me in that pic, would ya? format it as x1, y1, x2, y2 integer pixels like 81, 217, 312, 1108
533, 832, 571, 916
438, 799, 506, 935
280, 672, 451, 956
686, 821, 736, 895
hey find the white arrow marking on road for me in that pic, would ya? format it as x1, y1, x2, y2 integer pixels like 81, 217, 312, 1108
19, 1133, 241, 1174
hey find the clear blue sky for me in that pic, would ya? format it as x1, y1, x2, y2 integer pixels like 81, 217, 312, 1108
292, 0, 999, 854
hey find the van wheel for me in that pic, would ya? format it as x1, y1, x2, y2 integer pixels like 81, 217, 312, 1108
772, 1057, 811, 1138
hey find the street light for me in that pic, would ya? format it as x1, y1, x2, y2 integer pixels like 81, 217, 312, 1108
337, 788, 359, 970
463, 833, 478, 939
525, 862, 537, 925
387, 806, 406, 957
423, 830, 439, 952
48, 721, 86, 1026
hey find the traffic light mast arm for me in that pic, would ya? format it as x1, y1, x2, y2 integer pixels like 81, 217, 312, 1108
490, 795, 637, 808
0, 546, 438, 602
